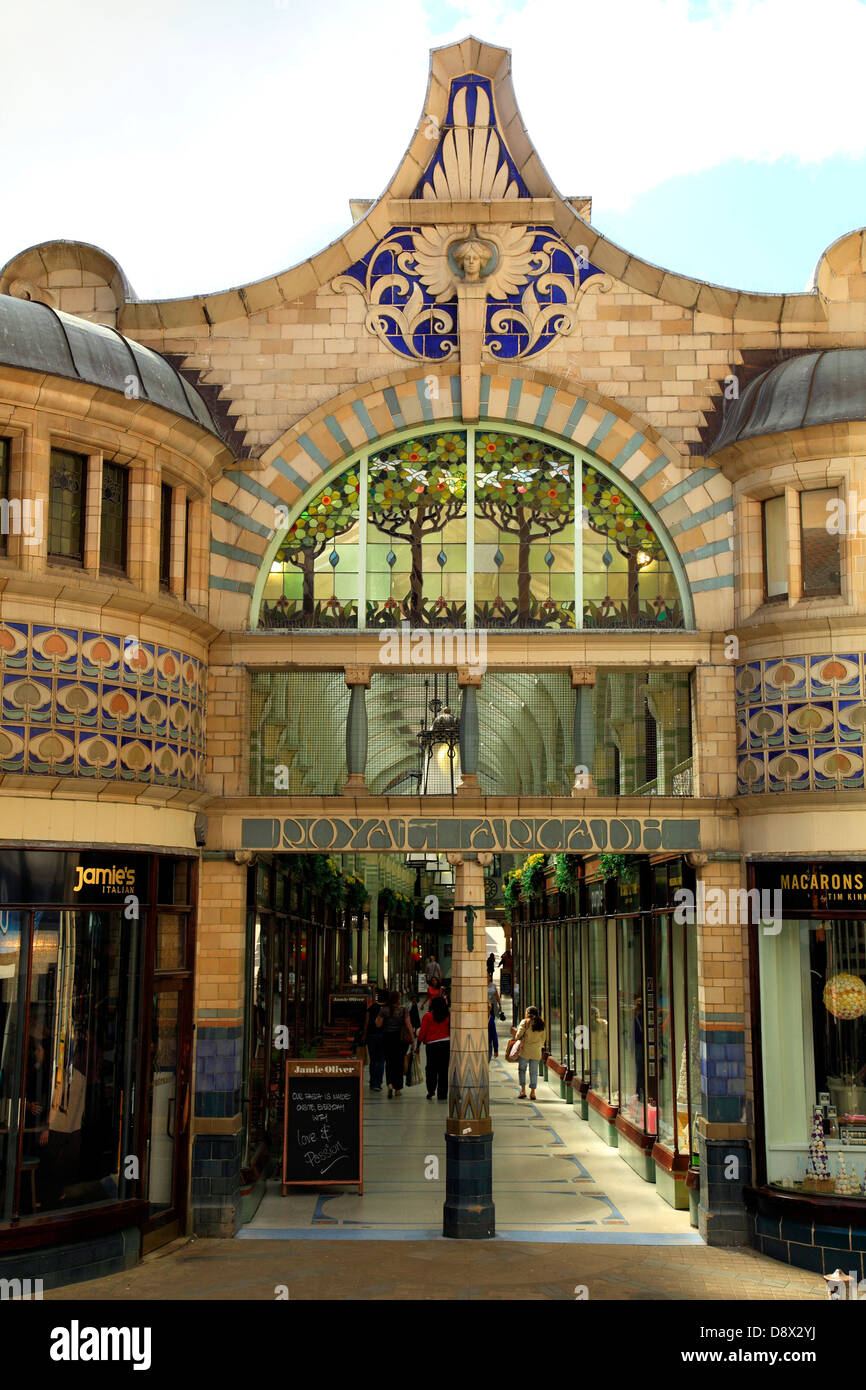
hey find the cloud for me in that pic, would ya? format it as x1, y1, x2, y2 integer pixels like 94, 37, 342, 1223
1, 0, 864, 297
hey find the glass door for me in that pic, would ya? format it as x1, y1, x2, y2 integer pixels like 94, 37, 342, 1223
142, 885, 194, 1252
143, 979, 192, 1249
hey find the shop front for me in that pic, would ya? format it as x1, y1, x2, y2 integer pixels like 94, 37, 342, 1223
748, 860, 866, 1274
512, 855, 701, 1212
0, 848, 196, 1280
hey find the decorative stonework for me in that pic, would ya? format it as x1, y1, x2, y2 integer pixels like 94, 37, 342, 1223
736, 654, 866, 792
0, 623, 206, 788
414, 74, 528, 202
334, 223, 604, 364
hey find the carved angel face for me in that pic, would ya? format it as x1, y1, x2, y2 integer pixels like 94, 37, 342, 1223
453, 238, 492, 282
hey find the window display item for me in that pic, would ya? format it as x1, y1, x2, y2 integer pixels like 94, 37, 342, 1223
834, 1155, 860, 1195
804, 1106, 835, 1192
823, 972, 866, 1020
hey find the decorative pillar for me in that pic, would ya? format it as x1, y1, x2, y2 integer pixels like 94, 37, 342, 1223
443, 852, 495, 1238
571, 667, 596, 795
457, 668, 482, 796
688, 853, 753, 1246
342, 666, 370, 793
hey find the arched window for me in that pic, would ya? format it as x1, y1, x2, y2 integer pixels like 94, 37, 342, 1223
257, 426, 687, 630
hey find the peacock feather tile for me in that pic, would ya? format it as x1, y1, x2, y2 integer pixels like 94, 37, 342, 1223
0, 623, 205, 789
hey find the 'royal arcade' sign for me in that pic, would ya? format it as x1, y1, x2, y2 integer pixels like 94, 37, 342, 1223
240, 815, 702, 854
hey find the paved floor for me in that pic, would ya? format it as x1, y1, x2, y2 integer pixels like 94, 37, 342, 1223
244, 1047, 697, 1239
43, 1003, 826, 1300
48, 1236, 823, 1301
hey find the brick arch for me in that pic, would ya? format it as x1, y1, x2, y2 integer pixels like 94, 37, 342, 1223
207, 365, 733, 631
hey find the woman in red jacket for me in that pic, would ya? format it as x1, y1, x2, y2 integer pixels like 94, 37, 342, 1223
416, 994, 450, 1100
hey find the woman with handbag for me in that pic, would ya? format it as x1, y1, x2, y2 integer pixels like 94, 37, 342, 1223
510, 1005, 546, 1101
487, 973, 501, 1060
416, 994, 450, 1100
377, 991, 414, 1098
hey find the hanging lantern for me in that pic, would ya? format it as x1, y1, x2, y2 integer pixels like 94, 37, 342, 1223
823, 972, 866, 1020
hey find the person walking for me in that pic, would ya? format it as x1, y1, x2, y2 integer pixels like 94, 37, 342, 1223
499, 948, 513, 997
361, 991, 385, 1092
377, 991, 414, 1098
416, 994, 450, 1100
487, 973, 501, 1060
513, 1005, 546, 1101
408, 993, 422, 1033
424, 954, 442, 988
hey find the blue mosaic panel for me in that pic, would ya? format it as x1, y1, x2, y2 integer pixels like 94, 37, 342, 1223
0, 622, 206, 788
736, 653, 866, 793
413, 74, 531, 199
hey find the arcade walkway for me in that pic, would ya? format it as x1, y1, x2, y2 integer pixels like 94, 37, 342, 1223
240, 1043, 698, 1242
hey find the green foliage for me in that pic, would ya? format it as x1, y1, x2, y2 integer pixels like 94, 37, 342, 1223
553, 853, 578, 895
521, 852, 548, 900
344, 874, 368, 914
502, 869, 522, 919
598, 852, 628, 882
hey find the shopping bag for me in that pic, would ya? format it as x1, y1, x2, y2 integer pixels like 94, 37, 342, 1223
504, 1036, 522, 1064
409, 1051, 423, 1087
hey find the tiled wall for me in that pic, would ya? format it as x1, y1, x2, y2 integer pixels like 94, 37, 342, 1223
0, 622, 206, 787
737, 653, 866, 792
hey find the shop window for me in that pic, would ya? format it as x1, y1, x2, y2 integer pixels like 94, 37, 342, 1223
589, 919, 613, 1101
760, 917, 866, 1194
762, 495, 787, 601
548, 925, 561, 1061
0, 437, 9, 555
617, 920, 646, 1131
48, 448, 87, 564
99, 462, 129, 572
159, 483, 172, 590
17, 907, 138, 1218
800, 488, 841, 597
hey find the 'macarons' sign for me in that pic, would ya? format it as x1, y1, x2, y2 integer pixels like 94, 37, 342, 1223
240, 815, 701, 853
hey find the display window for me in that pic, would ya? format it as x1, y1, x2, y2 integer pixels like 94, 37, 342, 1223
617, 918, 647, 1131
0, 850, 195, 1236
759, 909, 866, 1196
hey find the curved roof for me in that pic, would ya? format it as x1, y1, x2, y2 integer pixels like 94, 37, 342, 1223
0, 293, 220, 437
710, 349, 866, 455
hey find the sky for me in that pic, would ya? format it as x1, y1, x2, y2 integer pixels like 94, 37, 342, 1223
2, 0, 866, 301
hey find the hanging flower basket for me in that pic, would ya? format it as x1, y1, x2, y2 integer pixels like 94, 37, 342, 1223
344, 874, 368, 915
379, 886, 398, 917
553, 853, 579, 895
521, 853, 548, 900
598, 852, 628, 882
503, 870, 522, 918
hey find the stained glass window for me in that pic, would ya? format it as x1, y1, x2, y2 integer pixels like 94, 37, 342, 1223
257, 427, 685, 631
367, 434, 466, 629
99, 462, 128, 572
261, 469, 361, 628
582, 464, 681, 628
474, 431, 574, 629
0, 438, 8, 556
48, 448, 86, 563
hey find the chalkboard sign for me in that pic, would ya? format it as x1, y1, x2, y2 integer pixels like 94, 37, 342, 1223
328, 992, 370, 1027
282, 1059, 363, 1194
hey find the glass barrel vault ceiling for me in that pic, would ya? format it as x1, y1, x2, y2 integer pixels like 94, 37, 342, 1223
258, 428, 684, 631
248, 670, 693, 798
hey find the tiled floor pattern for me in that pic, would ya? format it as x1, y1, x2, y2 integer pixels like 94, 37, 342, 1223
242, 1036, 698, 1241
